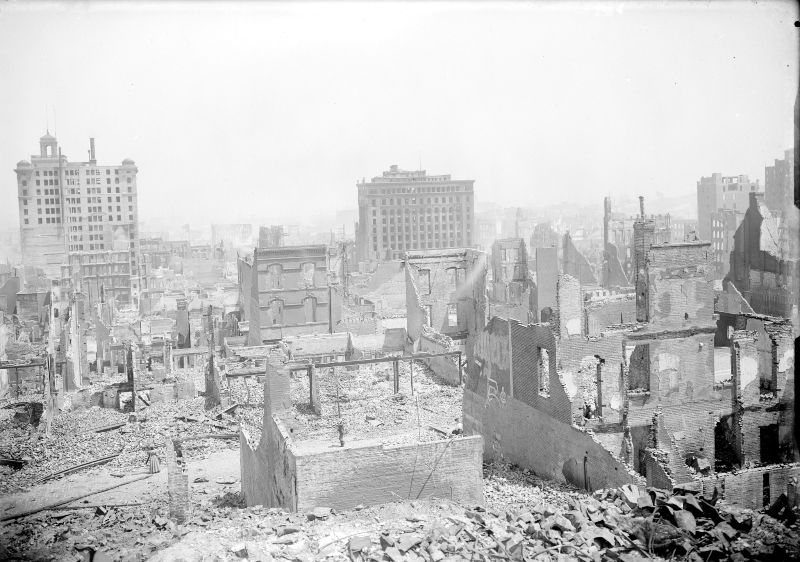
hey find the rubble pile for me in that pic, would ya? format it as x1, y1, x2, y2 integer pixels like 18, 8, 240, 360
0, 392, 239, 495
4, 461, 797, 562
278, 361, 462, 446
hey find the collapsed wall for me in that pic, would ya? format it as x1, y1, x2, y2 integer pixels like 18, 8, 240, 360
463, 317, 643, 491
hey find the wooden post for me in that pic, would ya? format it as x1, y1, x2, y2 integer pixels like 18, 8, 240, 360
392, 358, 399, 394
204, 305, 221, 409
596, 358, 604, 419
410, 359, 414, 395
126, 344, 136, 412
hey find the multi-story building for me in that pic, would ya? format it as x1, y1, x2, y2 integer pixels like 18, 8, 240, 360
14, 134, 140, 278
66, 249, 133, 306
357, 165, 474, 262
696, 173, 759, 243
241, 244, 341, 344
765, 149, 794, 215
709, 209, 738, 278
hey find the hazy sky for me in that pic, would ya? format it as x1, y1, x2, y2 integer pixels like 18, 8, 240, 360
0, 1, 797, 229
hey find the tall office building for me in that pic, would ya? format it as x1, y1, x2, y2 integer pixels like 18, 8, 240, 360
696, 173, 759, 241
15, 133, 140, 278
765, 149, 794, 215
357, 165, 474, 261
696, 173, 759, 277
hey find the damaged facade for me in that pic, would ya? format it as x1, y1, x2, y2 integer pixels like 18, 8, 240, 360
463, 200, 797, 508
726, 192, 799, 328
488, 238, 536, 324
241, 245, 342, 344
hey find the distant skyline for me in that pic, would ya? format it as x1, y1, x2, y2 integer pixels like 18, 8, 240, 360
0, 1, 797, 230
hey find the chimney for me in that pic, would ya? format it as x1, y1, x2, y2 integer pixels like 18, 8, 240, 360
638, 196, 645, 218
89, 138, 96, 163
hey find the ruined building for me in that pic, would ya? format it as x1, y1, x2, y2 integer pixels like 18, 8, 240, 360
488, 238, 536, 324
562, 231, 597, 286
765, 149, 794, 215
240, 245, 342, 344
463, 199, 797, 507
356, 165, 475, 262
14, 134, 140, 278
726, 192, 799, 327
65, 249, 133, 306
602, 197, 671, 288
696, 173, 761, 278
404, 248, 487, 354
240, 353, 484, 511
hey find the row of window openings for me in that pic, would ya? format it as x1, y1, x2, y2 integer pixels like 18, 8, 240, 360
71, 234, 106, 241
375, 208, 471, 216
38, 169, 119, 176
261, 263, 316, 289
69, 215, 134, 223
370, 184, 468, 192
69, 243, 108, 251
370, 189, 472, 200
374, 220, 472, 228
423, 304, 461, 329
417, 267, 467, 294
375, 215, 469, 223
267, 297, 318, 325
373, 238, 471, 252
24, 217, 61, 225
68, 242, 135, 252
376, 231, 469, 241
72, 187, 133, 194
21, 186, 133, 197
70, 225, 107, 232
69, 206, 131, 213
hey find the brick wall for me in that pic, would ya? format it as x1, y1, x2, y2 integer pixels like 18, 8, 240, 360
559, 334, 625, 424
557, 275, 583, 339
465, 316, 642, 490
585, 297, 636, 336
689, 464, 800, 509
731, 318, 796, 467
293, 435, 484, 511
645, 243, 715, 330
240, 365, 296, 509
463, 388, 642, 491
633, 219, 655, 322
406, 250, 487, 342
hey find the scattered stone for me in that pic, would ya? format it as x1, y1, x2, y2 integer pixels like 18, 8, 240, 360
230, 543, 248, 558
348, 536, 371, 552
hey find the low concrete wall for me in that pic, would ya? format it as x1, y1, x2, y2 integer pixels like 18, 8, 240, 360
294, 435, 484, 511
418, 334, 461, 385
